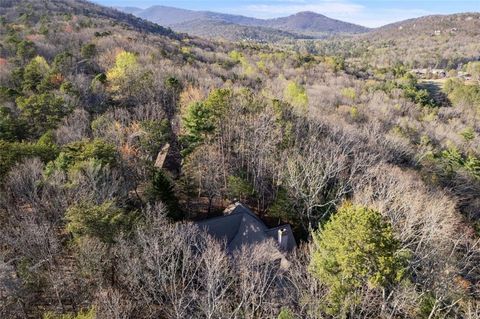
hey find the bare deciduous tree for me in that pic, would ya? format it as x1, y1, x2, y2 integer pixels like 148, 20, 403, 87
197, 239, 233, 319
183, 144, 228, 213
282, 130, 373, 230
95, 287, 134, 319
230, 241, 283, 319
54, 108, 91, 145
116, 204, 205, 319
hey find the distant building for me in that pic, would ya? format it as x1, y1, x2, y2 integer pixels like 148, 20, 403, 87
458, 71, 472, 81
197, 202, 297, 255
411, 68, 428, 76
432, 69, 447, 78
410, 68, 446, 78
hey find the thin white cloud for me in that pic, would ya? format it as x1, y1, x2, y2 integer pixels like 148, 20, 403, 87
347, 8, 433, 27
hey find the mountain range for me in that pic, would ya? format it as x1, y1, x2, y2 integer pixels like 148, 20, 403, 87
118, 5, 369, 41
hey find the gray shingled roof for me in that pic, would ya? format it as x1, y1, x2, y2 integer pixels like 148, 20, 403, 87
196, 203, 296, 253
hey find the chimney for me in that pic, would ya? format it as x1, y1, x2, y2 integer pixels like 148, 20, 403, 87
277, 228, 288, 251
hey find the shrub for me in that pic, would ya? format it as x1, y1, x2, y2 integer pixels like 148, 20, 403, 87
16, 93, 70, 137
45, 139, 116, 175
449, 83, 480, 108
460, 127, 475, 141
227, 175, 255, 202
106, 50, 138, 94
146, 169, 182, 220
65, 201, 130, 243
324, 56, 345, 72
310, 203, 407, 315
81, 43, 97, 60
466, 61, 480, 81
181, 89, 232, 152
16, 40, 36, 62
268, 188, 297, 225
204, 88, 232, 116
0, 106, 22, 141
464, 155, 480, 177
278, 308, 295, 319
22, 56, 50, 92
164, 76, 181, 91
440, 147, 464, 171
284, 81, 308, 110
341, 87, 356, 100
443, 78, 463, 94
0, 139, 58, 182
182, 101, 215, 143
43, 307, 96, 319
403, 86, 436, 108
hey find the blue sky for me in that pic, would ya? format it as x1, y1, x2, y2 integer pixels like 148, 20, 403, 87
93, 0, 480, 27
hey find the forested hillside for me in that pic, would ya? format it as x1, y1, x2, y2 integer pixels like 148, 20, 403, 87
306, 13, 480, 69
170, 19, 309, 42
0, 0, 480, 318
118, 6, 367, 41
262, 11, 368, 36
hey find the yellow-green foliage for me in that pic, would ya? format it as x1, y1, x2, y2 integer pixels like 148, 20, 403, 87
256, 60, 267, 73
349, 106, 359, 119
310, 203, 407, 315
228, 50, 243, 62
278, 308, 295, 319
443, 78, 480, 108
420, 134, 431, 147
22, 56, 51, 92
106, 51, 138, 93
181, 46, 191, 54
284, 81, 308, 110
43, 308, 95, 319
28, 56, 50, 72
256, 52, 284, 74
323, 56, 345, 72
229, 50, 255, 76
460, 127, 475, 141
204, 88, 232, 114
341, 87, 356, 100
466, 61, 480, 80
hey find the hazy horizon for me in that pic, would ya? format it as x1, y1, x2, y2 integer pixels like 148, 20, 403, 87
93, 0, 480, 27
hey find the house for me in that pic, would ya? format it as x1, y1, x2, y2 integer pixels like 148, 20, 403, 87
411, 68, 428, 77
410, 68, 446, 78
431, 69, 447, 78
458, 71, 472, 81
196, 202, 297, 255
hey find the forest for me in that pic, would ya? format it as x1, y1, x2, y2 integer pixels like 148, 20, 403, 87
0, 0, 480, 318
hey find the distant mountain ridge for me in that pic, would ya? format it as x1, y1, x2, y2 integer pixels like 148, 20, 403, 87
372, 12, 480, 35
172, 19, 312, 42
263, 11, 368, 35
116, 5, 369, 41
